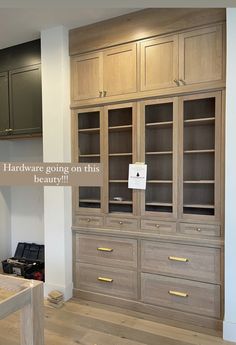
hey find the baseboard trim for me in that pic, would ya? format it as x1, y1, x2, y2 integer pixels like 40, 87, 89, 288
223, 320, 236, 341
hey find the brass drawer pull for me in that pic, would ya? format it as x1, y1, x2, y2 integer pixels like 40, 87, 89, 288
168, 290, 188, 298
97, 277, 113, 283
168, 256, 189, 262
97, 247, 113, 252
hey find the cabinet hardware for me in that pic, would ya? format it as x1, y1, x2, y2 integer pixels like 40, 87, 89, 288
179, 79, 186, 85
119, 221, 123, 225
87, 218, 91, 222
97, 247, 113, 252
168, 256, 189, 262
103, 90, 107, 97
197, 228, 201, 232
99, 91, 103, 97
97, 277, 113, 283
173, 79, 180, 86
168, 290, 188, 298
155, 224, 160, 228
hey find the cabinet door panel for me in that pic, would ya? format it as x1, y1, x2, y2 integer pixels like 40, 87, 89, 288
71, 52, 102, 101
0, 72, 10, 135
179, 25, 224, 86
140, 35, 178, 91
9, 65, 42, 135
103, 43, 137, 97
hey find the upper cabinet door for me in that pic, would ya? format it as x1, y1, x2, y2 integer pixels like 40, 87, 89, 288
179, 25, 224, 86
71, 52, 103, 101
0, 72, 10, 135
103, 43, 137, 97
140, 35, 179, 91
9, 64, 42, 135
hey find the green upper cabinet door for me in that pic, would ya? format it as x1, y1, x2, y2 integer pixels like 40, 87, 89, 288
0, 72, 10, 136
9, 64, 42, 135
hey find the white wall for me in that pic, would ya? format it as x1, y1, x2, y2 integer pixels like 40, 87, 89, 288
41, 26, 72, 300
9, 138, 44, 253
0, 141, 11, 261
223, 8, 236, 343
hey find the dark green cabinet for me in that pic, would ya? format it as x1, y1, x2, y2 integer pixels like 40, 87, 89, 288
0, 39, 42, 138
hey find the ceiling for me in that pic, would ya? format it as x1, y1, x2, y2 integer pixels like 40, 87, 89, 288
0, 0, 234, 49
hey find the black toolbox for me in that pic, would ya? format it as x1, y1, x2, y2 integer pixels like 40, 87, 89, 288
2, 242, 44, 281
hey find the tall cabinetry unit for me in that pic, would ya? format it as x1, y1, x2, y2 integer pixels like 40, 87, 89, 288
70, 9, 225, 332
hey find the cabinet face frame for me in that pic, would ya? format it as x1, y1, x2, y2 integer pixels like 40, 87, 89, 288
178, 24, 224, 87
178, 91, 222, 222
140, 97, 178, 219
103, 102, 138, 216
0, 72, 10, 135
71, 52, 103, 102
140, 35, 179, 92
73, 106, 104, 214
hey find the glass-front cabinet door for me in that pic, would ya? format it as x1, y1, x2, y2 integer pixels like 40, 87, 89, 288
75, 107, 103, 213
141, 98, 177, 219
180, 92, 222, 220
104, 103, 137, 215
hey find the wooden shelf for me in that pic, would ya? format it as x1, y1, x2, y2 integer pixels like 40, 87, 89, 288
183, 204, 215, 209
146, 121, 173, 128
78, 127, 100, 133
146, 151, 173, 155
184, 149, 215, 154
109, 153, 132, 156
79, 199, 100, 203
147, 180, 173, 184
79, 154, 100, 157
109, 125, 132, 132
184, 180, 215, 184
184, 117, 215, 126
109, 200, 132, 204
146, 202, 173, 206
109, 180, 128, 183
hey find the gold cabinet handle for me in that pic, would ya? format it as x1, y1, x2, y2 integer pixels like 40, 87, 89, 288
179, 79, 186, 85
173, 79, 180, 86
168, 290, 188, 298
103, 90, 107, 97
97, 277, 113, 283
99, 91, 103, 97
168, 256, 189, 262
97, 247, 113, 252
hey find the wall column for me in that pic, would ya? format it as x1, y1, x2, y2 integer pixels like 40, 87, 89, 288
41, 26, 72, 300
224, 8, 236, 342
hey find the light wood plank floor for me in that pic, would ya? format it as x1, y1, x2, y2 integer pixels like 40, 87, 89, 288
0, 298, 235, 345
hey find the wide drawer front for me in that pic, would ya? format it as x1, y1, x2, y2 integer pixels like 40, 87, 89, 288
179, 223, 221, 237
141, 241, 221, 283
141, 219, 176, 233
74, 215, 103, 228
76, 263, 138, 300
76, 234, 137, 269
141, 273, 221, 318
105, 216, 138, 230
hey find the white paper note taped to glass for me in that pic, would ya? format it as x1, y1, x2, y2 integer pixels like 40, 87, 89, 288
128, 163, 147, 190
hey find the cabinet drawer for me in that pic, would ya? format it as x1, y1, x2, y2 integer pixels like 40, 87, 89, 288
179, 223, 221, 237
74, 215, 103, 228
105, 216, 138, 230
141, 273, 220, 318
76, 234, 137, 269
141, 219, 176, 233
76, 263, 137, 300
141, 241, 221, 283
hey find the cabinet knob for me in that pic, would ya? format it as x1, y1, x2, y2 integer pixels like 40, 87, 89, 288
197, 228, 201, 232
119, 221, 123, 225
174, 79, 180, 86
155, 224, 160, 228
87, 218, 91, 222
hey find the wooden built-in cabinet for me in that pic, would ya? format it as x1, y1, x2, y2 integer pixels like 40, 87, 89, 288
71, 9, 225, 334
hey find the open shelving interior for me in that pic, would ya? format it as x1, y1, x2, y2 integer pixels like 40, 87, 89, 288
78, 110, 101, 209
145, 102, 173, 213
108, 107, 133, 213
183, 97, 215, 216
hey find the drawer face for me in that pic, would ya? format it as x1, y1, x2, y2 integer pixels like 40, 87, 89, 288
179, 223, 221, 237
141, 219, 176, 233
76, 234, 137, 269
76, 263, 138, 299
141, 241, 221, 283
105, 216, 138, 230
74, 216, 103, 228
141, 273, 220, 318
